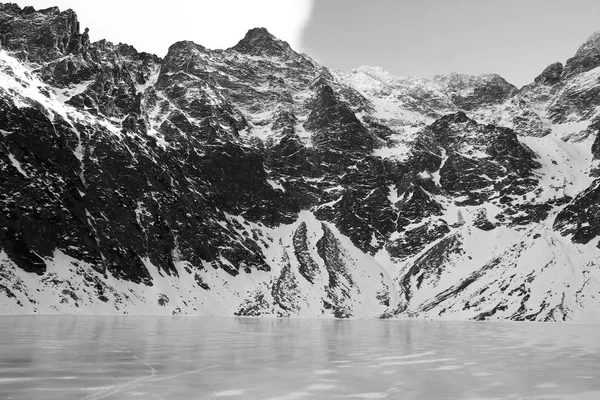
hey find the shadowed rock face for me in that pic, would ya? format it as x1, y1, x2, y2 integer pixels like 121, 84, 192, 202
0, 4, 295, 284
2, 3, 600, 321
0, 3, 81, 61
534, 62, 564, 85
293, 222, 319, 284
564, 31, 600, 77
433, 73, 518, 111
592, 123, 600, 162
473, 30, 600, 138
554, 179, 600, 245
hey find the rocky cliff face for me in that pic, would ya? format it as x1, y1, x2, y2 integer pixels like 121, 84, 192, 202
1, 3, 600, 322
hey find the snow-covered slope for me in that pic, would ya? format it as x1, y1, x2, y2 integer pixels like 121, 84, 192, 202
335, 66, 517, 135
0, 211, 399, 317
1, 3, 600, 322
336, 35, 600, 150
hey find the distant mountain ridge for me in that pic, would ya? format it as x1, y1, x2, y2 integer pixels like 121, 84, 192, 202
1, 2, 600, 321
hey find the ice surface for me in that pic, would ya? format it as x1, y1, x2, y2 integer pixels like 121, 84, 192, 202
0, 317, 599, 400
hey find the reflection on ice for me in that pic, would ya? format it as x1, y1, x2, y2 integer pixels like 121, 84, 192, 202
0, 317, 599, 399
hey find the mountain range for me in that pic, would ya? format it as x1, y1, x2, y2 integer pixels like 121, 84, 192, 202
1, 3, 600, 321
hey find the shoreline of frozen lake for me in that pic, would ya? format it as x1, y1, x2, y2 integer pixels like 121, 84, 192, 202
0, 316, 599, 399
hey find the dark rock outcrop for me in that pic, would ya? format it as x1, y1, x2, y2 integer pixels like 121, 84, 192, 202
231, 27, 296, 58
434, 73, 518, 111
564, 31, 600, 77
534, 62, 564, 85
554, 179, 600, 245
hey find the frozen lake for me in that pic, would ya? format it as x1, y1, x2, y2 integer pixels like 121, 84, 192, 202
0, 317, 599, 399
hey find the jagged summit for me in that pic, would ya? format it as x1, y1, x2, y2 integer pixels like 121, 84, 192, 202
575, 30, 600, 55
166, 40, 207, 55
0, 2, 60, 15
337, 65, 518, 123
564, 30, 600, 76
534, 61, 564, 85
0, 3, 80, 59
432, 110, 471, 126
2, 3, 61, 14
347, 65, 514, 87
433, 71, 514, 86
230, 27, 295, 57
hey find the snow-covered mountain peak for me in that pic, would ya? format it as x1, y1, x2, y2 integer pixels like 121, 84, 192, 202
575, 30, 600, 53
2, 3, 600, 322
334, 66, 519, 137
433, 71, 515, 89
351, 65, 398, 83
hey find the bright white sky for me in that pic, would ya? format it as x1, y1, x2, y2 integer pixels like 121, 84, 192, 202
12, 0, 315, 55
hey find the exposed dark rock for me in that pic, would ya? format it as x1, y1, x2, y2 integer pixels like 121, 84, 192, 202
534, 62, 564, 85
554, 179, 600, 244
271, 253, 301, 314
317, 224, 354, 318
0, 4, 81, 62
395, 185, 443, 228
304, 82, 376, 152
387, 220, 450, 260
564, 31, 600, 77
293, 222, 319, 284
410, 112, 540, 205
473, 209, 496, 231
592, 124, 600, 161
434, 73, 518, 111
231, 27, 296, 58
401, 234, 464, 301
419, 257, 503, 313
317, 224, 353, 289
